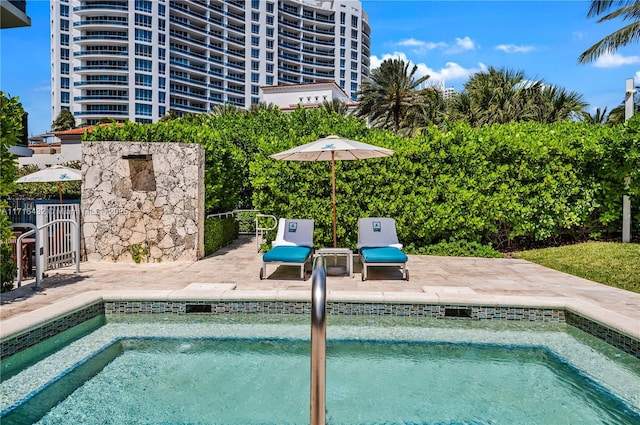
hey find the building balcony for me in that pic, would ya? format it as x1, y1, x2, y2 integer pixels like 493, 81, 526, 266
1, 0, 31, 28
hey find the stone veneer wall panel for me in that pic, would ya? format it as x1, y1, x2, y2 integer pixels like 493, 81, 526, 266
82, 141, 205, 262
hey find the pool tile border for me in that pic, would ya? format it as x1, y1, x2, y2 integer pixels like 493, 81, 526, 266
2, 300, 638, 360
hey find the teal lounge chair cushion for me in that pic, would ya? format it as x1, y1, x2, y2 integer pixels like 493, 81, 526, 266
263, 246, 312, 263
360, 247, 407, 263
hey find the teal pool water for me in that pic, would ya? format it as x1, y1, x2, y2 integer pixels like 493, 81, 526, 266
2, 315, 639, 424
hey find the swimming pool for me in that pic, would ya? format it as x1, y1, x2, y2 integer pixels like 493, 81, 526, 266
2, 315, 639, 424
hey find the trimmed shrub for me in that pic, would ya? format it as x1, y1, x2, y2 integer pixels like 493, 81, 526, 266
204, 216, 238, 256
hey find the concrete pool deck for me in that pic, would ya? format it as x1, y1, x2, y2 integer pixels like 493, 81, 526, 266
1, 235, 639, 341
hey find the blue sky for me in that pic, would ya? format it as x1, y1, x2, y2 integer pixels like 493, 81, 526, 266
1, 0, 639, 136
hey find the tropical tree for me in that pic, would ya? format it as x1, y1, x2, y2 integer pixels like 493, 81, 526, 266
51, 109, 76, 131
402, 87, 447, 134
248, 101, 281, 115
582, 107, 610, 124
355, 58, 430, 133
320, 99, 349, 116
158, 109, 181, 122
579, 0, 640, 64
450, 67, 587, 126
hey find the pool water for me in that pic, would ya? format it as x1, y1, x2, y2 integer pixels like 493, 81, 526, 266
2, 315, 640, 424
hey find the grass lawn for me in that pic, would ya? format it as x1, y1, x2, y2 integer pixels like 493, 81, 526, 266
515, 242, 640, 294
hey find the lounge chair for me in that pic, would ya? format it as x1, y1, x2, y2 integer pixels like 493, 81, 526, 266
357, 217, 409, 281
260, 218, 314, 280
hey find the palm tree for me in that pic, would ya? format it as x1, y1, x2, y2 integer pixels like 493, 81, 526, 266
582, 107, 610, 124
355, 58, 430, 133
402, 87, 447, 134
51, 109, 76, 131
451, 67, 587, 126
320, 99, 349, 116
248, 102, 281, 115
579, 1, 640, 63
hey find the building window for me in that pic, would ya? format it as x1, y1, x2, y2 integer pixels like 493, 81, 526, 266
135, 13, 152, 28
351, 71, 358, 81
159, 48, 165, 60
351, 29, 358, 38
266, 52, 273, 61
252, 60, 259, 70
340, 12, 345, 24
159, 106, 166, 116
340, 80, 345, 89
351, 82, 358, 92
251, 24, 259, 34
135, 28, 152, 43
61, 77, 69, 89
252, 36, 259, 46
340, 38, 345, 47
266, 15, 273, 25
266, 63, 273, 73
252, 11, 259, 21
61, 63, 69, 75
340, 59, 345, 68
60, 4, 69, 17
159, 92, 165, 103
351, 51, 358, 60
340, 48, 345, 58
251, 97, 260, 104
135, 88, 153, 101
351, 61, 358, 70
251, 73, 259, 83
60, 19, 69, 32
252, 0, 259, 8
266, 76, 273, 85
135, 43, 152, 57
266, 27, 273, 37
340, 26, 345, 36
135, 103, 153, 116
60, 48, 69, 60
159, 63, 165, 75
61, 92, 70, 104
158, 19, 165, 31
60, 34, 69, 46
251, 85, 259, 95
266, 39, 273, 49
135, 58, 152, 72
135, 0, 152, 13
158, 33, 165, 45
251, 48, 259, 58
340, 70, 345, 78
158, 4, 165, 16
266, 2, 274, 13
351, 15, 358, 28
351, 40, 358, 49
159, 77, 165, 89
135, 73, 152, 87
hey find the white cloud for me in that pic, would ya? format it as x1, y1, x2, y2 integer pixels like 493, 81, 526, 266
369, 52, 486, 86
445, 36, 477, 54
495, 44, 535, 53
392, 36, 476, 56
594, 52, 640, 68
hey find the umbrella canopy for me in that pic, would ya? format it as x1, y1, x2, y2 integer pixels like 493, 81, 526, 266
16, 165, 82, 203
270, 135, 394, 247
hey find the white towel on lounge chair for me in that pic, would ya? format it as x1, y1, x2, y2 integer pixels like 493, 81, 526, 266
272, 218, 314, 247
356, 217, 403, 249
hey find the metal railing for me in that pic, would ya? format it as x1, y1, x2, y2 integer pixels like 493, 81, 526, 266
255, 213, 277, 252
310, 256, 327, 425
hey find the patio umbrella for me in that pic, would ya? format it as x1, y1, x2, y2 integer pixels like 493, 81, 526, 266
270, 135, 394, 247
15, 165, 82, 203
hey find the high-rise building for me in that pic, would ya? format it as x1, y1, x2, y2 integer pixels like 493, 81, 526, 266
51, 0, 370, 127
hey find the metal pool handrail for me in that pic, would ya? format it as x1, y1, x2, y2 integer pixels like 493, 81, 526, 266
310, 255, 326, 425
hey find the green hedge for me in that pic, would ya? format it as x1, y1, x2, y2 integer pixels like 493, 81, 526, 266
251, 118, 638, 250
82, 109, 639, 252
204, 216, 238, 256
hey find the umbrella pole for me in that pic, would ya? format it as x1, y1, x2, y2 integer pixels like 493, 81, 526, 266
332, 152, 337, 248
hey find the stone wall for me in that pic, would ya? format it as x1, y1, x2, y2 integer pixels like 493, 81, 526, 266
82, 141, 205, 262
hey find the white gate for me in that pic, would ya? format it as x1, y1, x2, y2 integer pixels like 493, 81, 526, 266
35, 203, 80, 271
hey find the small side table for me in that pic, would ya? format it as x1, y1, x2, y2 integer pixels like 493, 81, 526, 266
314, 247, 353, 278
